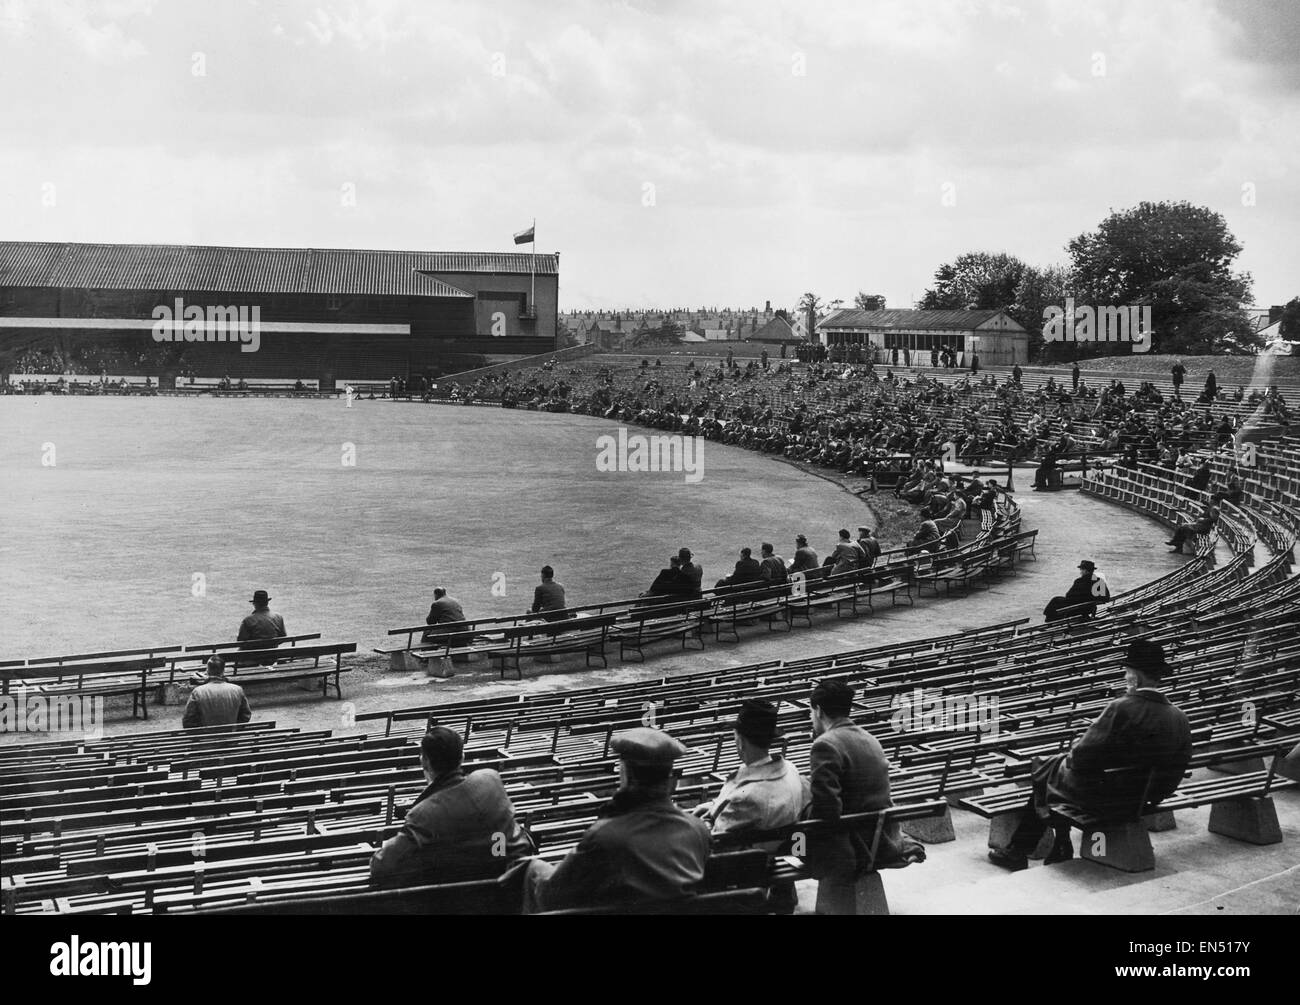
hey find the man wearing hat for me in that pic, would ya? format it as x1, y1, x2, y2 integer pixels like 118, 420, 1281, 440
182, 655, 252, 729
788, 534, 820, 574
989, 638, 1192, 870
370, 726, 533, 888
1043, 559, 1110, 622
238, 589, 287, 665
676, 547, 703, 598
694, 699, 808, 837
807, 681, 921, 892
856, 527, 881, 567
524, 727, 710, 912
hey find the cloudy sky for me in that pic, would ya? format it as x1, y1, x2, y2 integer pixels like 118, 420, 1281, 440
1, 0, 1297, 311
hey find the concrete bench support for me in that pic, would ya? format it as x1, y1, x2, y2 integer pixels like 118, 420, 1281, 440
1207, 796, 1283, 845
1078, 821, 1155, 872
815, 872, 889, 916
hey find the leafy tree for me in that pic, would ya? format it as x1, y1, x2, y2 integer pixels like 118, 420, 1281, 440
854, 292, 887, 310
1012, 264, 1073, 361
919, 252, 1027, 312
1277, 297, 1300, 345
1066, 201, 1258, 354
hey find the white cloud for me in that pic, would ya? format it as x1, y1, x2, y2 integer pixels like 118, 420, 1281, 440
0, 0, 1295, 309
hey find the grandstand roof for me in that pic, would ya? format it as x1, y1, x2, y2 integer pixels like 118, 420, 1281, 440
0, 241, 561, 297
820, 308, 1025, 332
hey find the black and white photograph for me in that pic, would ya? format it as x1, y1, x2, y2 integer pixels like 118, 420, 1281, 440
0, 0, 1296, 976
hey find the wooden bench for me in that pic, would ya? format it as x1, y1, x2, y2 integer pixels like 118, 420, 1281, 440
706, 582, 792, 641
915, 545, 997, 597
962, 743, 1296, 872
611, 599, 710, 661
1, 658, 167, 719
183, 642, 356, 699
490, 614, 620, 679
710, 801, 946, 915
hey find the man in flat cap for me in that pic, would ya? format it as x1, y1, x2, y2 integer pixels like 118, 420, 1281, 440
524, 727, 710, 912
807, 680, 920, 894
1043, 559, 1110, 622
370, 726, 533, 888
856, 527, 881, 568
694, 699, 809, 837
989, 638, 1192, 870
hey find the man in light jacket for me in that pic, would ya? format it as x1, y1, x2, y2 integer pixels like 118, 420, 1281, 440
695, 699, 809, 838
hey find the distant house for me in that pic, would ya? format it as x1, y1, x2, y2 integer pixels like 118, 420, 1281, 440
751, 316, 800, 345
818, 308, 1029, 365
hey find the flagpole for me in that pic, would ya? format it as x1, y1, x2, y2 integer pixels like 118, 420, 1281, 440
530, 217, 536, 320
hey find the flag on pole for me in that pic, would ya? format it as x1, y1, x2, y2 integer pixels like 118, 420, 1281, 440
513, 225, 535, 245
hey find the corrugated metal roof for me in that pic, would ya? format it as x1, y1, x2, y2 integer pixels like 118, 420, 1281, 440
0, 241, 559, 296
821, 308, 1020, 331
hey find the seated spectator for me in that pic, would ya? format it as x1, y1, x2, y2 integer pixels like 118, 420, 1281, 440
523, 728, 709, 912
1032, 448, 1060, 491
989, 640, 1192, 869
924, 491, 953, 520
676, 547, 704, 598
1167, 502, 1218, 554
788, 534, 820, 574
530, 565, 568, 619
1043, 559, 1110, 622
644, 555, 687, 597
806, 681, 923, 898
716, 547, 764, 589
1211, 474, 1244, 507
238, 589, 287, 665
759, 542, 788, 583
422, 587, 466, 643
370, 727, 533, 888
856, 526, 881, 567
693, 699, 808, 837
694, 699, 809, 913
908, 518, 941, 551
1186, 460, 1212, 495
830, 528, 866, 575
182, 656, 252, 729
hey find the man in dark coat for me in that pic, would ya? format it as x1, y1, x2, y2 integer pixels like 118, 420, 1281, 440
989, 639, 1192, 870
370, 727, 533, 888
530, 565, 567, 619
422, 587, 466, 643
523, 727, 710, 912
715, 547, 763, 589
238, 589, 287, 665
806, 681, 922, 889
1043, 559, 1110, 621
758, 542, 788, 583
675, 547, 704, 598
1168, 501, 1218, 554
